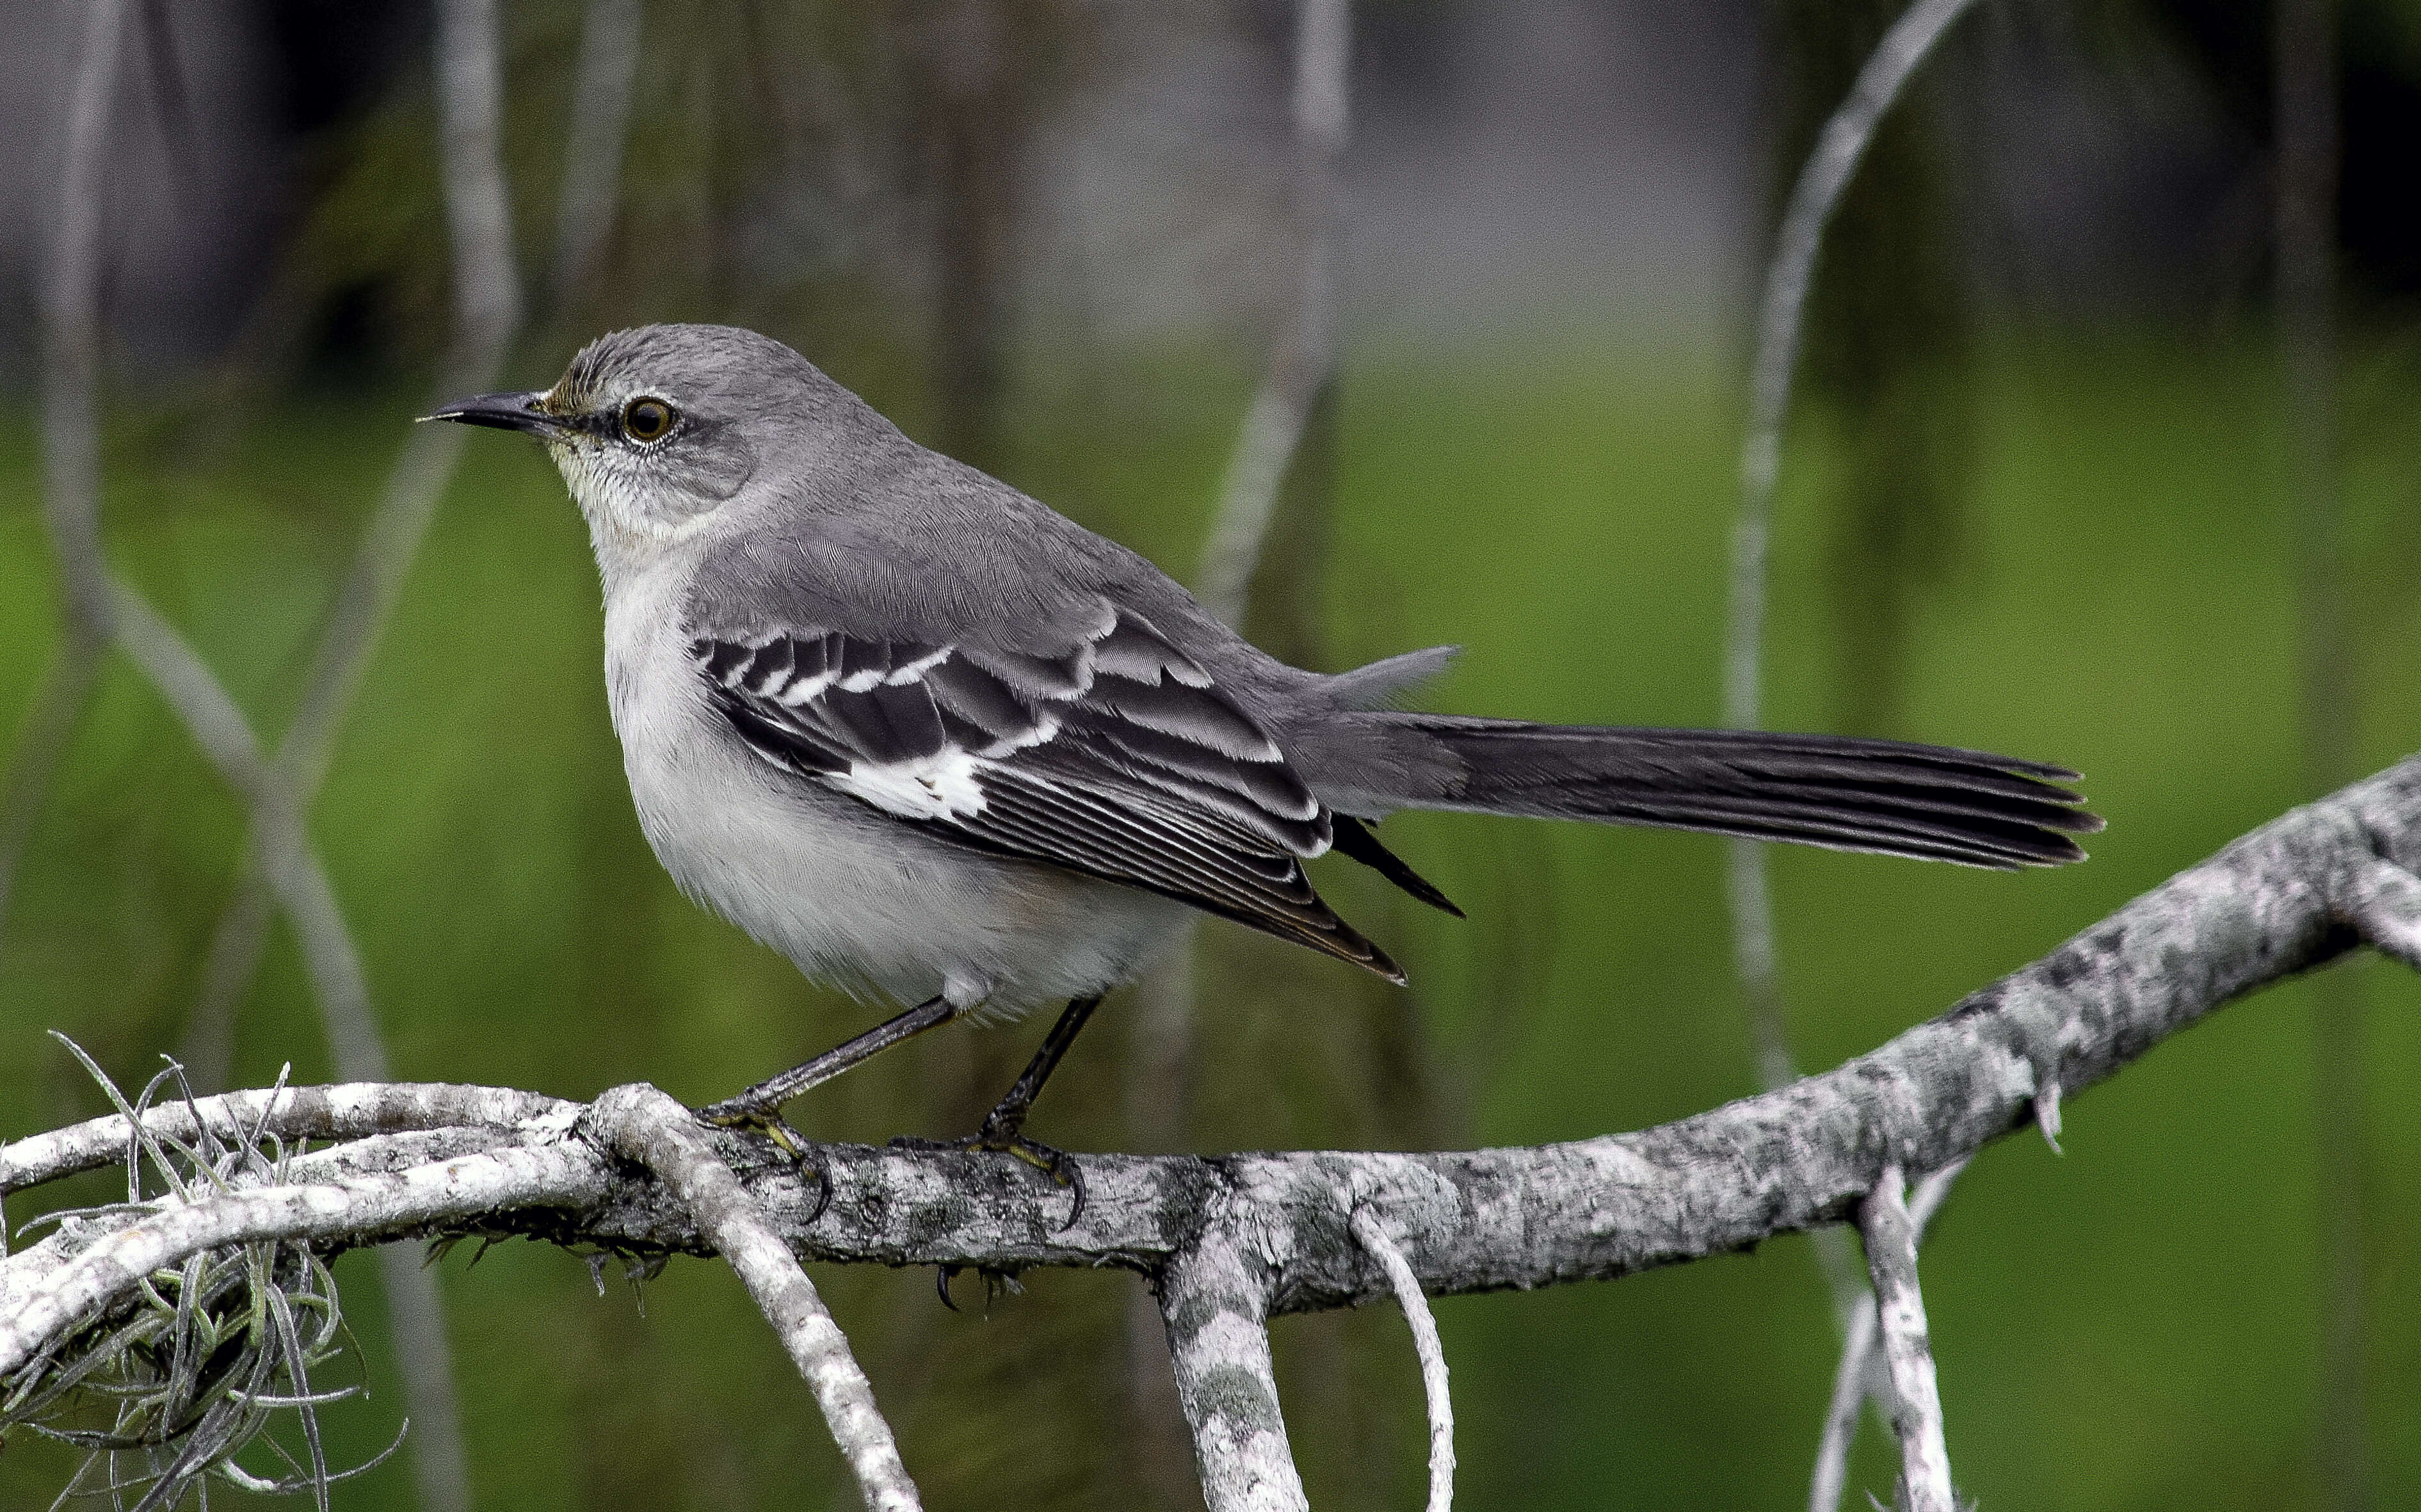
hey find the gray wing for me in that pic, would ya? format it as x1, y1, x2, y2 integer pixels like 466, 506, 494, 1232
691, 600, 1403, 981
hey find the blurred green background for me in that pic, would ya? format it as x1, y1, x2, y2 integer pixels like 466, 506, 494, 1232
6, 1, 2421, 1508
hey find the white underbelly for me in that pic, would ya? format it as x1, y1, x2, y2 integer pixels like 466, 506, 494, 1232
604, 588, 1189, 1013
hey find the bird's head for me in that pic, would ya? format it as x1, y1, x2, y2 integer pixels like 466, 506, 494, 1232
430, 323, 852, 558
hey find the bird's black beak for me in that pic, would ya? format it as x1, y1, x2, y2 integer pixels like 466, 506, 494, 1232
423, 390, 563, 434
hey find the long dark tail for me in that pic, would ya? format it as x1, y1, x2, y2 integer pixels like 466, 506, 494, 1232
1350, 715, 2102, 871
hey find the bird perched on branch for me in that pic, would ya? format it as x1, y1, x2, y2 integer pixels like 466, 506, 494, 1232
434, 323, 2099, 1203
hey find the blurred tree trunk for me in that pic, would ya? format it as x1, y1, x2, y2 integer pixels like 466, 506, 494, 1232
2274, 0, 2368, 1507
1764, 0, 1974, 739
901, 0, 1034, 477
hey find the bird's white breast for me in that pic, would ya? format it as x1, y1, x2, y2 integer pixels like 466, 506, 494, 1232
599, 558, 1189, 1015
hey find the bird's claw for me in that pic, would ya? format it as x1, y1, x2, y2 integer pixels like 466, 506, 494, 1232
695, 1100, 832, 1226
889, 1128, 1086, 1230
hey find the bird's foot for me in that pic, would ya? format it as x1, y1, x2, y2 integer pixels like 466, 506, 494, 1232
889, 1123, 1086, 1230
695, 1098, 832, 1225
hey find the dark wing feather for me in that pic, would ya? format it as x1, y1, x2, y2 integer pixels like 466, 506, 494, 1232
689, 606, 1401, 981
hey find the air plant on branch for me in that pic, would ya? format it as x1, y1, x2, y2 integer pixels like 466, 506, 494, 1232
0, 1040, 399, 1511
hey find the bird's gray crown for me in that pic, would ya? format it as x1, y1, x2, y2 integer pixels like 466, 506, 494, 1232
522, 323, 878, 551
550, 323, 835, 423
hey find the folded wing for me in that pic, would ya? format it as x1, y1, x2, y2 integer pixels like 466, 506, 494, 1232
691, 602, 1403, 980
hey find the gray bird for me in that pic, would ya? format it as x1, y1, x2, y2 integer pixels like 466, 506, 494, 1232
434, 323, 2100, 1193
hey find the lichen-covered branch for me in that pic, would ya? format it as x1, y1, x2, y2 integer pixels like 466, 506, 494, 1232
12, 755, 2421, 1297
1810, 1157, 1963, 1512
1860, 1166, 1954, 1512
4, 757, 2420, 1504
1161, 1226, 1306, 1512
584, 1085, 919, 1512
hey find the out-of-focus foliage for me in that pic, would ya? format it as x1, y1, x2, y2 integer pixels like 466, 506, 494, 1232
273, 0, 1094, 455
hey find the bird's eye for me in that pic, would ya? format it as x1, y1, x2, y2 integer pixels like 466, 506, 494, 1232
620, 396, 677, 443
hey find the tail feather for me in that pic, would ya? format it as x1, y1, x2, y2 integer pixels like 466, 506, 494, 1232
1355, 716, 2102, 872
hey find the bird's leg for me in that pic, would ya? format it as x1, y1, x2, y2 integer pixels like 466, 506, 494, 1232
892, 993, 1104, 1227
978, 993, 1102, 1145
697, 992, 960, 1170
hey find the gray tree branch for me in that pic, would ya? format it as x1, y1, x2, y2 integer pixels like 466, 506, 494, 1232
1351, 1205, 1454, 1512
1810, 1157, 1963, 1512
1859, 1166, 1954, 1512
6, 755, 2421, 1506
550, 0, 645, 307
3, 0, 128, 954
584, 1085, 921, 1512
1720, 6, 1991, 1498
1160, 1225, 1307, 1512
1725, 0, 1985, 1110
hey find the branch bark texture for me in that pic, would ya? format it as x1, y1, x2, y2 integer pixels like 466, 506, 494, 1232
1810, 1156, 1963, 1512
1860, 1166, 1953, 1512
584, 1085, 919, 1512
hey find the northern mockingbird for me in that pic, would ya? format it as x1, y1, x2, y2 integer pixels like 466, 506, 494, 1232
435, 323, 2099, 1196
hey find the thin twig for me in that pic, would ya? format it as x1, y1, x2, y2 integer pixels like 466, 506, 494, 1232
1718, 5, 1986, 1496
583, 1084, 921, 1512
13, 0, 129, 951
1809, 1158, 1965, 1512
1808, 1269, 1881, 1512
431, 0, 524, 351
41, 0, 127, 646
105, 588, 388, 1081
1194, 0, 1351, 627
1723, 0, 1984, 1100
1858, 1166, 1954, 1512
1349, 1206, 1452, 1512
184, 0, 528, 1068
